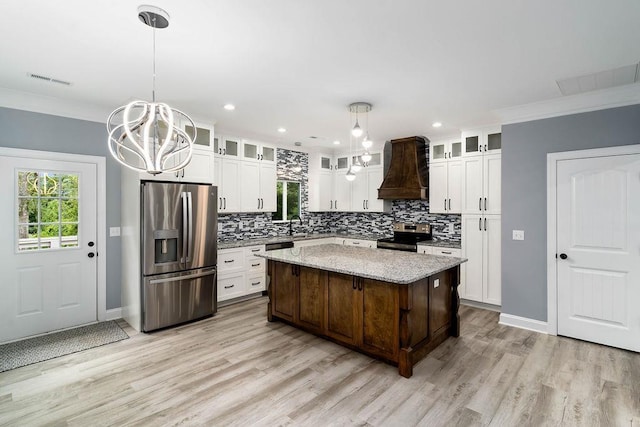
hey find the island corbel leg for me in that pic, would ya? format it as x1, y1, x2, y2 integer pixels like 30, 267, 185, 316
398, 285, 414, 378
450, 266, 460, 337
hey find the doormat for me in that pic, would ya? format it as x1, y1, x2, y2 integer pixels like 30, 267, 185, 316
0, 321, 129, 372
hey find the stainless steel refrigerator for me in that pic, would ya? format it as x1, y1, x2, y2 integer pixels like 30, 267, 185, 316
141, 181, 217, 332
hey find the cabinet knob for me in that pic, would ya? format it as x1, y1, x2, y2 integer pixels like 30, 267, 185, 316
559, 253, 568, 260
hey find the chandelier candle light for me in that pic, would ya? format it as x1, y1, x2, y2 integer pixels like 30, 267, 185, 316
107, 5, 195, 175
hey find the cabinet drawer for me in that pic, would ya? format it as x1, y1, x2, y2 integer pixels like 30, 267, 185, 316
218, 272, 245, 301
218, 248, 244, 272
244, 245, 265, 256
419, 246, 461, 257
246, 273, 266, 292
432, 248, 461, 257
246, 257, 265, 273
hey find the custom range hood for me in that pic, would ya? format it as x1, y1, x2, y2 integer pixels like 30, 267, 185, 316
378, 136, 430, 200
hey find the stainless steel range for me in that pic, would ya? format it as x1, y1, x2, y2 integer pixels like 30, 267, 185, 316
377, 223, 432, 252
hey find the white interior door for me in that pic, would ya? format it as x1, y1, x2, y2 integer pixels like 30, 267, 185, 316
557, 153, 640, 351
0, 156, 98, 343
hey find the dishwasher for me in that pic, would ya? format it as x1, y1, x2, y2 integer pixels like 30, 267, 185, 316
263, 241, 294, 295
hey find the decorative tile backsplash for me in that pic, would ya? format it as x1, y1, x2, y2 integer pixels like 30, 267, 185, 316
217, 148, 461, 242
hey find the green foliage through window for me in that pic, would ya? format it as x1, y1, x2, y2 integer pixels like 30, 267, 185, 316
275, 181, 301, 221
17, 170, 79, 251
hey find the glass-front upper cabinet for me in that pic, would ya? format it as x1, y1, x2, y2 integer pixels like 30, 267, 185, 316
216, 136, 241, 158
319, 155, 333, 170
242, 141, 276, 163
184, 123, 214, 151
335, 156, 349, 170
462, 127, 501, 157
430, 140, 462, 162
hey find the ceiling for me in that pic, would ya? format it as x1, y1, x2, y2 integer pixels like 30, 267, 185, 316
1, 1, 639, 152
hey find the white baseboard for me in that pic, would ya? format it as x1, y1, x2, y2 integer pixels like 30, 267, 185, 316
499, 313, 548, 334
105, 307, 123, 321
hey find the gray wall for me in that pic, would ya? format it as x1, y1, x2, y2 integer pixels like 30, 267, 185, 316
0, 107, 122, 310
502, 104, 640, 321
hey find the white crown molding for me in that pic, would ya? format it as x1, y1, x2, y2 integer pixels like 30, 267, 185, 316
494, 83, 640, 125
0, 87, 217, 127
499, 313, 548, 334
0, 87, 110, 123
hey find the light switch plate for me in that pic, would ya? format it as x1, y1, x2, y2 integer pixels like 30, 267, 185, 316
512, 230, 525, 240
109, 227, 120, 237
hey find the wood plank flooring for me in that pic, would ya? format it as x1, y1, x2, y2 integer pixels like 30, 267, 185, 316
0, 297, 638, 426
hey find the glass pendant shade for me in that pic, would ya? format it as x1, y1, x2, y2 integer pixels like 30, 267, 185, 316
352, 156, 362, 173
345, 167, 356, 181
351, 120, 363, 138
361, 151, 372, 163
362, 134, 373, 149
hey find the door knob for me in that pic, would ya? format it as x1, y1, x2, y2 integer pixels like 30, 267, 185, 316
559, 253, 568, 259
88, 252, 95, 258
88, 241, 95, 247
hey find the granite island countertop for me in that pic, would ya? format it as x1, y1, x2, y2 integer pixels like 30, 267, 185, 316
256, 243, 466, 284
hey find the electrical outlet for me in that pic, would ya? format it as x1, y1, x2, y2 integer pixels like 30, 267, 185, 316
512, 230, 525, 241
109, 227, 120, 237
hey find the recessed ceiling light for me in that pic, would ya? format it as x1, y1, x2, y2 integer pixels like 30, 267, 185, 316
277, 127, 286, 133
333, 140, 341, 145
223, 104, 235, 111
432, 122, 442, 128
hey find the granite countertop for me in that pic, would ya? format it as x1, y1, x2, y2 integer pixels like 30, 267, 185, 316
217, 232, 384, 250
256, 243, 467, 284
417, 240, 461, 249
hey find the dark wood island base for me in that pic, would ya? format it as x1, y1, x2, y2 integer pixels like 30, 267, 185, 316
266, 260, 460, 378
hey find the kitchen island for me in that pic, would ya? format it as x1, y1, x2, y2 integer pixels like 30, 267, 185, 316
256, 244, 466, 378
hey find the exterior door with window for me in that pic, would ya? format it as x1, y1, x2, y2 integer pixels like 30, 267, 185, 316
0, 156, 97, 343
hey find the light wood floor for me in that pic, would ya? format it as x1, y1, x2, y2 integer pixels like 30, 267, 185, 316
0, 297, 638, 426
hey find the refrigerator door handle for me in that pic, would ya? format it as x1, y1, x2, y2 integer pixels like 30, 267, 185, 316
148, 268, 216, 285
186, 191, 193, 263
181, 192, 188, 264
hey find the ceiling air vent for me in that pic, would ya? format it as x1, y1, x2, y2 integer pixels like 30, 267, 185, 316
556, 63, 639, 96
27, 73, 72, 86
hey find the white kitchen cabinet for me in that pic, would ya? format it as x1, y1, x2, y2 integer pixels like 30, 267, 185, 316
218, 272, 246, 301
351, 164, 386, 212
460, 214, 501, 306
185, 122, 215, 152
429, 160, 461, 214
461, 127, 501, 157
242, 140, 276, 164
215, 136, 242, 159
418, 245, 462, 257
461, 154, 500, 215
218, 245, 267, 303
429, 139, 462, 163
218, 156, 242, 212
240, 161, 276, 212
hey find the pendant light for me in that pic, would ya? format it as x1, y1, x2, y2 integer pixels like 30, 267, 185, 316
352, 155, 362, 172
107, 5, 195, 175
361, 151, 372, 163
345, 167, 356, 181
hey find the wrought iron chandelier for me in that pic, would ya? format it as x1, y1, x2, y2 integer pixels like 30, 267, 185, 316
107, 5, 195, 175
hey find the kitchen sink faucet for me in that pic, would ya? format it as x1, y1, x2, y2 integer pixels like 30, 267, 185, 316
289, 214, 302, 236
